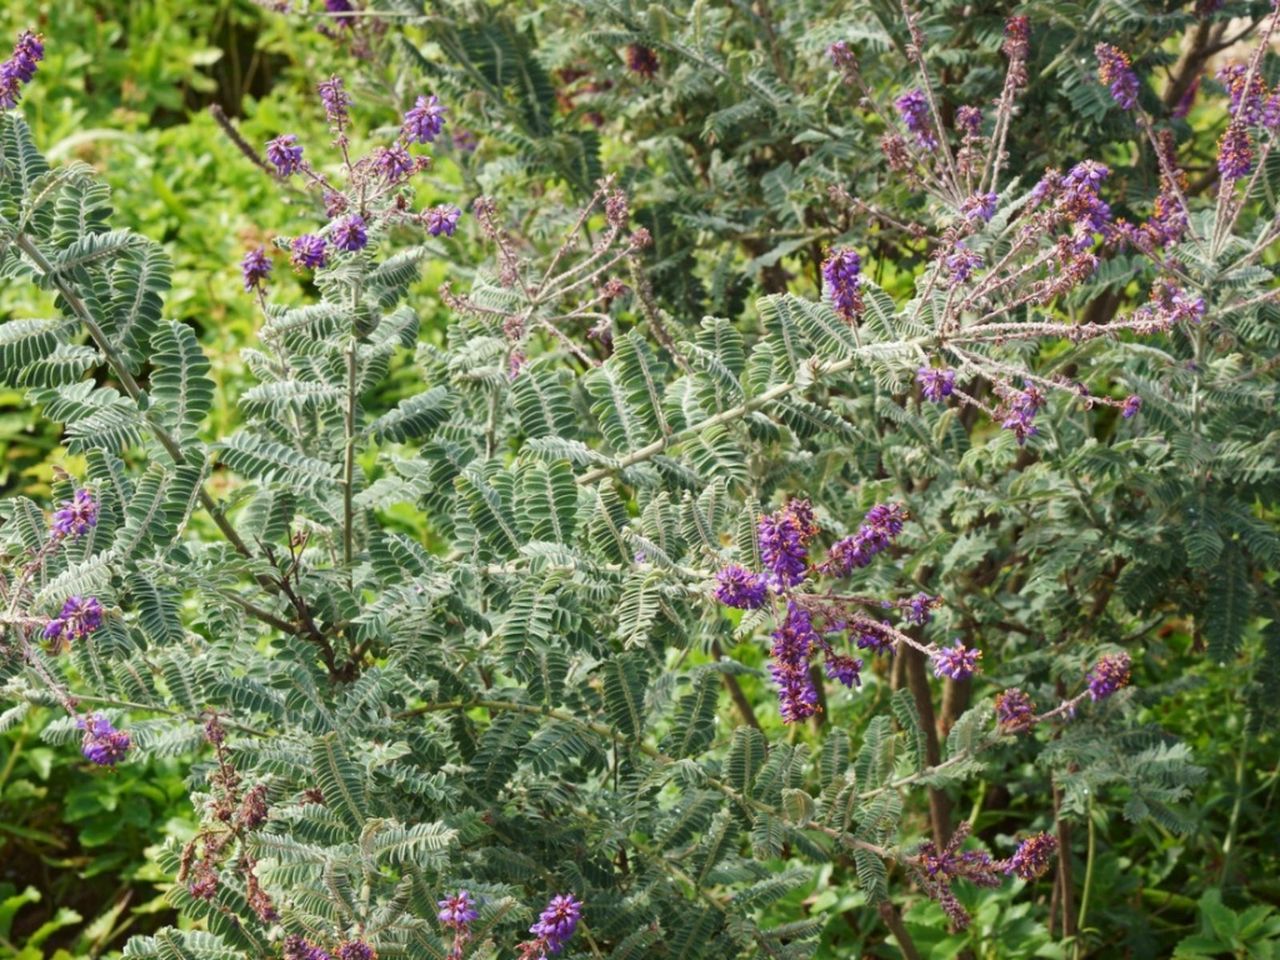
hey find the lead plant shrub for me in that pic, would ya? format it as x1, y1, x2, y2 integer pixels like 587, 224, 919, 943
1, 4, 1279, 956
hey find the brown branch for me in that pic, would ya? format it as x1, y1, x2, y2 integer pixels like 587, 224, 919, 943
878, 901, 924, 960
903, 643, 952, 847
711, 640, 761, 730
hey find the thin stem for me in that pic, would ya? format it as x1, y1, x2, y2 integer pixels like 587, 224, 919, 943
1074, 793, 1097, 960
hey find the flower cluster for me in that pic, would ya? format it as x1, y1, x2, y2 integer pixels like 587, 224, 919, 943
1086, 652, 1131, 701
931, 641, 981, 681
910, 824, 1058, 930
437, 890, 479, 960
244, 80, 461, 292
917, 366, 956, 403
994, 688, 1036, 732
821, 247, 863, 322
0, 30, 44, 110
712, 564, 769, 610
283, 935, 332, 960
758, 499, 819, 589
769, 603, 822, 723
517, 893, 582, 959
1094, 43, 1138, 110
79, 713, 131, 766
625, 44, 660, 78
819, 502, 907, 576
43, 595, 104, 646
997, 381, 1046, 445
51, 489, 98, 540
894, 88, 936, 149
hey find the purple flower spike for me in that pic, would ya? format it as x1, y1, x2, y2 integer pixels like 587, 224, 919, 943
903, 592, 937, 626
318, 75, 350, 128
265, 134, 304, 177
79, 713, 130, 766
284, 935, 333, 960
1121, 394, 1142, 419
377, 144, 415, 182
1086, 652, 1131, 700
961, 192, 997, 223
44, 595, 104, 645
425, 204, 462, 237
241, 246, 272, 293
1218, 121, 1253, 181
51, 489, 98, 540
955, 105, 983, 136
528, 893, 582, 955
0, 30, 45, 109
402, 94, 447, 144
824, 653, 863, 689
819, 502, 907, 577
945, 243, 984, 285
995, 688, 1036, 732
917, 367, 956, 402
758, 500, 818, 589
1095, 43, 1139, 110
713, 564, 769, 610
854, 621, 894, 655
895, 88, 937, 149
770, 602, 821, 722
821, 247, 863, 322
290, 234, 328, 271
931, 641, 981, 681
438, 890, 479, 927
333, 214, 369, 252
335, 942, 375, 960
1006, 832, 1057, 881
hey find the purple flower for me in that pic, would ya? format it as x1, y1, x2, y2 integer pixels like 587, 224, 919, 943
932, 642, 981, 681
1218, 121, 1253, 181
995, 688, 1035, 732
1000, 382, 1045, 445
78, 713, 130, 766
1086, 652, 1131, 700
529, 893, 582, 954
909, 822, 1001, 931
265, 134, 304, 177
438, 890, 479, 927
819, 502, 907, 577
1005, 832, 1057, 881
44, 596, 104, 644
376, 144, 415, 182
625, 44, 660, 78
713, 564, 769, 610
402, 94, 446, 144
903, 592, 937, 626
961, 192, 997, 224
318, 75, 350, 128
290, 234, 328, 271
1095, 43, 1138, 110
335, 942, 375, 960
284, 935, 333, 960
1172, 76, 1199, 119
1217, 63, 1268, 125
917, 367, 956, 403
425, 204, 462, 237
241, 246, 272, 293
332, 215, 368, 252
854, 621, 894, 655
955, 106, 983, 136
758, 500, 818, 589
821, 247, 863, 322
0, 30, 45, 109
51, 489, 98, 540
895, 88, 937, 149
1121, 394, 1141, 419
945, 244, 983, 285
770, 603, 821, 723
1061, 161, 1112, 233
824, 653, 863, 689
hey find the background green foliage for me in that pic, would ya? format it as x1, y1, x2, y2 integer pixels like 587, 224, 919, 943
1, 1, 1279, 958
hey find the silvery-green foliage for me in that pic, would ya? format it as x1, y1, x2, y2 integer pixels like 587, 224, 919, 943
0, 7, 1274, 945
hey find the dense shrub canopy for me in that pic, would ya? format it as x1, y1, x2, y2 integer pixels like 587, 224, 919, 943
1, 2, 1280, 958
